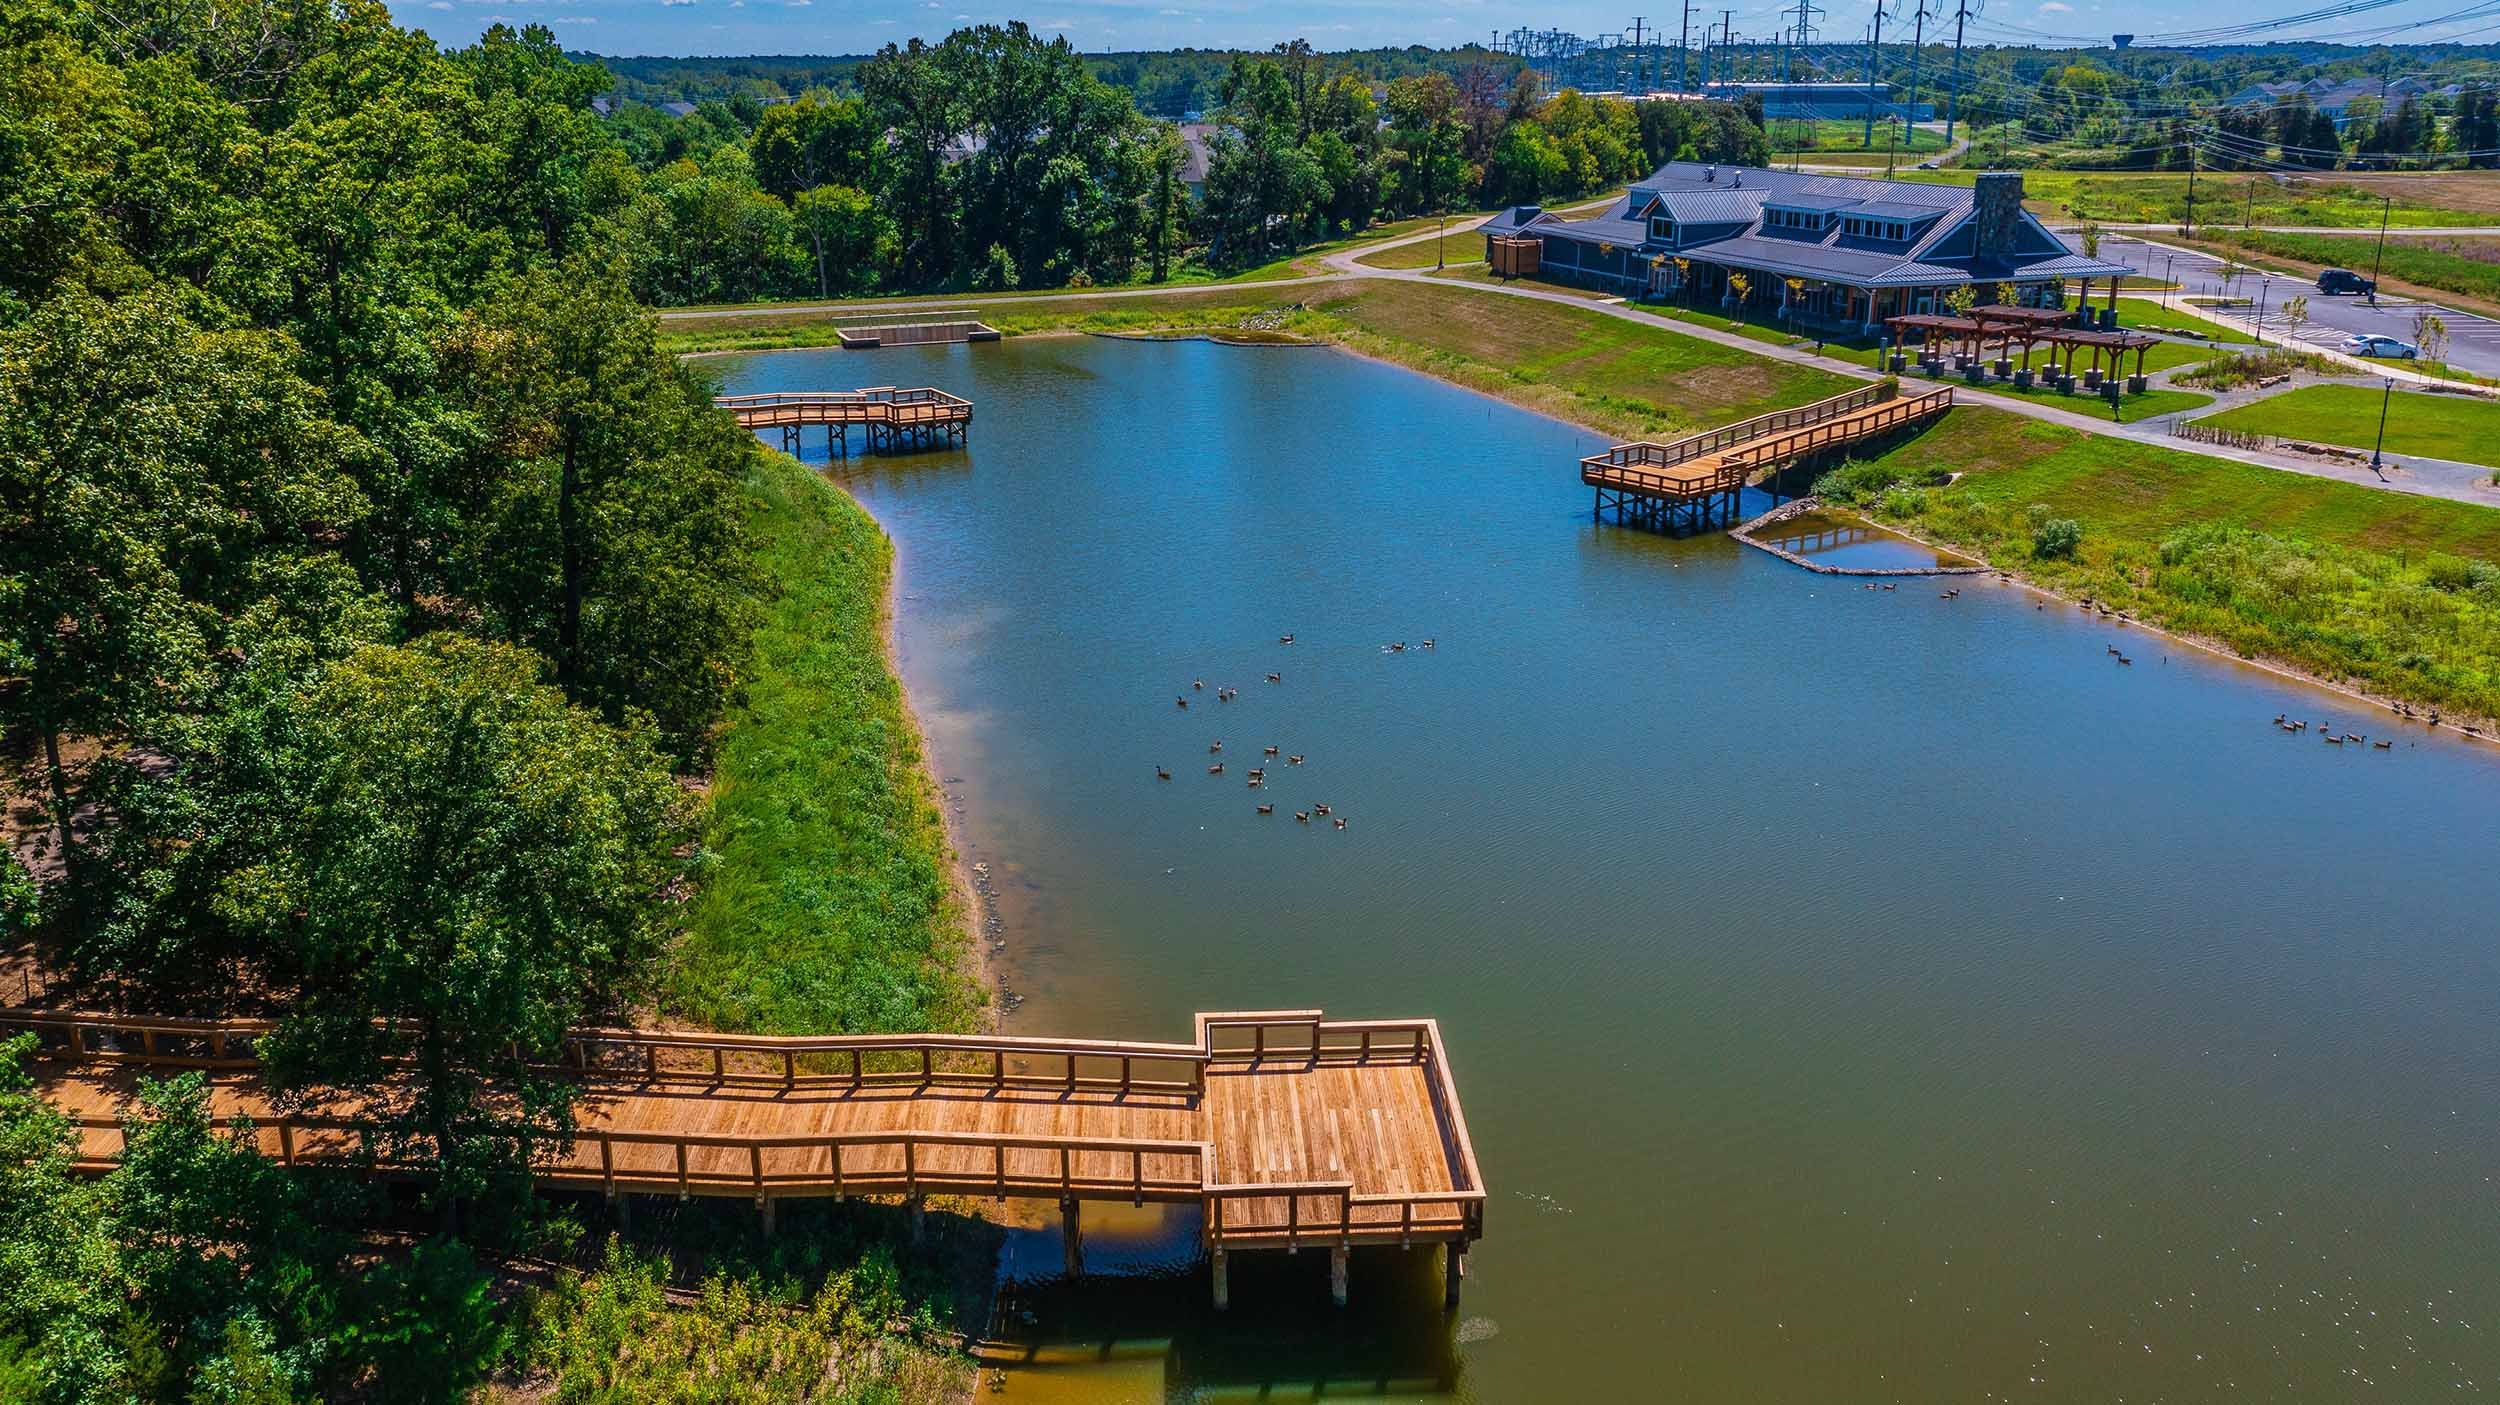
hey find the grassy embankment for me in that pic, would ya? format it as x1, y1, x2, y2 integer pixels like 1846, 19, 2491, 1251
2195, 383, 2500, 470
667, 447, 983, 1036
672, 279, 1856, 442
1822, 406, 2500, 720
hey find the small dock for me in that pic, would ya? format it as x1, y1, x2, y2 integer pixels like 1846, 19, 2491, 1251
715, 386, 972, 456
1581, 384, 1953, 532
836, 319, 1000, 350
11, 1007, 1483, 1310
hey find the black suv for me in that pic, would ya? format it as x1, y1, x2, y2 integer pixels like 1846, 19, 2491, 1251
2317, 268, 2376, 295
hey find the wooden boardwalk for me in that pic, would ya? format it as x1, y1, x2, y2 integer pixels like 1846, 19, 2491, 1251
9, 1008, 1482, 1307
1581, 384, 1954, 532
715, 386, 972, 456
834, 319, 999, 349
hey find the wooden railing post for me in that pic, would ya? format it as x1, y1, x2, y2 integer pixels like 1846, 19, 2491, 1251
995, 1143, 1006, 1201
749, 1144, 764, 1197
278, 1121, 296, 1167
903, 1137, 918, 1192
600, 1136, 615, 1198
832, 1142, 845, 1199
1132, 1149, 1144, 1206
676, 1143, 689, 1199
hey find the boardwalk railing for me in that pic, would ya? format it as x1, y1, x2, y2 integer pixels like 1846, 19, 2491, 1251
1711, 385, 1954, 473
713, 387, 972, 430
11, 1006, 1486, 1248
1582, 382, 1900, 481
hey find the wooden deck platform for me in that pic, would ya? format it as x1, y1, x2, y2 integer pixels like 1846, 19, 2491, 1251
8, 1008, 1482, 1307
834, 320, 1000, 349
715, 386, 972, 456
1581, 384, 1954, 532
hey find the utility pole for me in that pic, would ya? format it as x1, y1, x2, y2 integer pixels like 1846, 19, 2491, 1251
1864, 0, 1887, 148
2183, 139, 2197, 238
1944, 0, 1972, 145
1679, 0, 1693, 94
2368, 193, 2391, 307
1629, 17, 1648, 94
1904, 0, 1929, 155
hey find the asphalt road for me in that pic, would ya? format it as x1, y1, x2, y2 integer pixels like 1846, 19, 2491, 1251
2097, 233, 2500, 378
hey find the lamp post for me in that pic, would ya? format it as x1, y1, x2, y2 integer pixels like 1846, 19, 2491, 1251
2256, 276, 2271, 348
2369, 376, 2394, 480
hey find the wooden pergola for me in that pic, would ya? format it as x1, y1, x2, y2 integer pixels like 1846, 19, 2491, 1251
1887, 313, 1997, 363
1890, 312, 2163, 385
2030, 328, 2163, 382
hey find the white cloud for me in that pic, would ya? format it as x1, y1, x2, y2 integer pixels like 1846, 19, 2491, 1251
552, 15, 592, 22
427, 2, 451, 8
2038, 1, 2072, 10
662, 0, 695, 6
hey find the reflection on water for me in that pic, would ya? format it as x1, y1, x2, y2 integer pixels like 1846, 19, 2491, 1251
711, 336, 2500, 1403
1753, 508, 1978, 572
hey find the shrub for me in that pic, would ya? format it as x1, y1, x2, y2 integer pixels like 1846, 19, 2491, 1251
2032, 516, 2084, 560
1877, 485, 1929, 517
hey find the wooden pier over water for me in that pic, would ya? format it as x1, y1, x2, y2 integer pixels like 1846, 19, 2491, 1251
9, 1007, 1482, 1308
716, 387, 972, 456
1582, 383, 1954, 532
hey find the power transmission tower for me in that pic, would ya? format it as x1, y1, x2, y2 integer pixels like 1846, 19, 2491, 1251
1904, 0, 1929, 146
1679, 1, 1693, 94
1945, 0, 1975, 145
1864, 0, 1887, 148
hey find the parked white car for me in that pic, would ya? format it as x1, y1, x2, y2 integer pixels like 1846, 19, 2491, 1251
2342, 335, 2419, 359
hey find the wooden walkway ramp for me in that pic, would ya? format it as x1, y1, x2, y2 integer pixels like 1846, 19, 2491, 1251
9, 1008, 1482, 1308
1581, 383, 1954, 532
716, 386, 972, 456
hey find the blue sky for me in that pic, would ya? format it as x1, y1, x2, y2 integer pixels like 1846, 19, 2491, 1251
383, 0, 2500, 62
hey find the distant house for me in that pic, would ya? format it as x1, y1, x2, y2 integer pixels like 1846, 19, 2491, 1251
590, 94, 617, 118
659, 100, 699, 119
1177, 122, 1217, 198
1488, 161, 2137, 331
2224, 76, 2432, 129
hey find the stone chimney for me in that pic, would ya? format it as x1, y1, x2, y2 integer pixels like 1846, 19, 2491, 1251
1972, 172, 2025, 256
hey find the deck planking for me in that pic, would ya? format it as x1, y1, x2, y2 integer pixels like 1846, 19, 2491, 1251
12, 1008, 1482, 1254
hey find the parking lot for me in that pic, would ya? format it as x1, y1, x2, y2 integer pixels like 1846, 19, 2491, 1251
2095, 234, 2500, 378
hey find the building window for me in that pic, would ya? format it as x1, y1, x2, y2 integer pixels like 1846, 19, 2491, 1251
1649, 215, 1675, 245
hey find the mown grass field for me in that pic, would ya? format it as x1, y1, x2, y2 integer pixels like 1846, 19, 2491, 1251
1824, 406, 2500, 719
1770, 118, 1949, 154
1305, 281, 1858, 440
2114, 296, 2251, 343
669, 449, 983, 1036
659, 287, 1318, 354
2196, 383, 2500, 468
1355, 225, 1492, 269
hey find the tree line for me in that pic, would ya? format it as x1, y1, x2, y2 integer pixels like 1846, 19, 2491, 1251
590, 27, 1772, 303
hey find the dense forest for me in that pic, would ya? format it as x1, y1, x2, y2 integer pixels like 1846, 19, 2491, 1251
587, 30, 1768, 303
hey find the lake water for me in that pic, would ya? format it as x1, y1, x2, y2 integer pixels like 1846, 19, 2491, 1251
710, 336, 2500, 1402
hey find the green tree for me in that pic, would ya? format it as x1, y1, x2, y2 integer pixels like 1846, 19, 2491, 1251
791, 185, 890, 297
251, 637, 691, 1223
454, 253, 760, 757
748, 93, 874, 202
0, 290, 370, 926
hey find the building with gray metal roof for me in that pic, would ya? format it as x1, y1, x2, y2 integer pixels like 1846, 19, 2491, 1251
1486, 162, 2138, 333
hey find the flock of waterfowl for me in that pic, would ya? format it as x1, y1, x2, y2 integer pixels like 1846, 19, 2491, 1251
1158, 633, 1439, 828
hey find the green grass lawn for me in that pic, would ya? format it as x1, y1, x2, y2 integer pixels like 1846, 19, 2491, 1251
1770, 118, 1949, 155
1823, 405, 2500, 719
1961, 376, 2216, 421
669, 449, 984, 1035
2196, 383, 2500, 467
1306, 281, 1857, 441
1641, 300, 1885, 368
1356, 225, 1491, 269
2113, 296, 2250, 343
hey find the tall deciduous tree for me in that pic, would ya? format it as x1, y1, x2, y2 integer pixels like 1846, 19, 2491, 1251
252, 637, 690, 1222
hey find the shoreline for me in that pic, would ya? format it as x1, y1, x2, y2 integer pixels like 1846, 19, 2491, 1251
716, 326, 2499, 768
852, 473, 1005, 1031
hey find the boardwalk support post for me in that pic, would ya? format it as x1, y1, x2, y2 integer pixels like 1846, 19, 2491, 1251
1330, 1246, 1350, 1307
1444, 1244, 1465, 1310
1061, 1197, 1082, 1279
1211, 1248, 1229, 1311
758, 1196, 775, 1237
909, 1192, 926, 1245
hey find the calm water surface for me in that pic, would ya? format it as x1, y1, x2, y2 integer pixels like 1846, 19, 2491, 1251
712, 336, 2500, 1402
